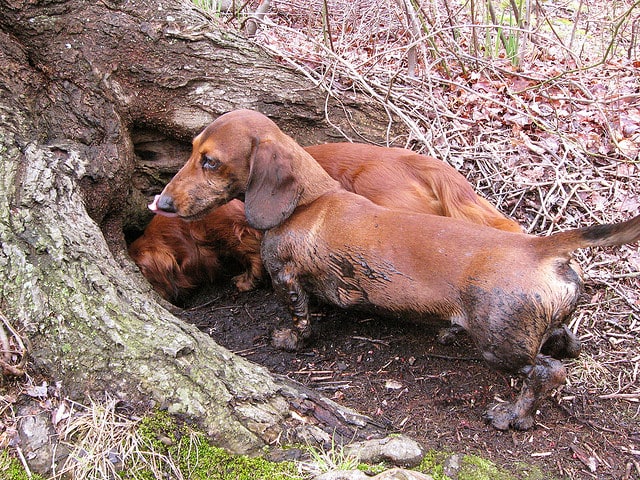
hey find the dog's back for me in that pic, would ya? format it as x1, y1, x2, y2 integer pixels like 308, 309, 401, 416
305, 143, 522, 232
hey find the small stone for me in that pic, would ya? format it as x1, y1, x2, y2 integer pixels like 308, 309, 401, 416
443, 453, 463, 479
345, 435, 424, 468
372, 467, 434, 479
385, 379, 403, 390
17, 405, 69, 475
314, 467, 435, 480
290, 424, 332, 446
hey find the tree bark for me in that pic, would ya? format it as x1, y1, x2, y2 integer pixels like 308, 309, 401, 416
0, 0, 400, 458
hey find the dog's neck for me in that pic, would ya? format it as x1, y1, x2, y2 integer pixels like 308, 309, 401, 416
294, 148, 343, 207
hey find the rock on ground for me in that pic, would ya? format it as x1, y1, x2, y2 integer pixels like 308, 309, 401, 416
314, 468, 434, 480
345, 435, 425, 467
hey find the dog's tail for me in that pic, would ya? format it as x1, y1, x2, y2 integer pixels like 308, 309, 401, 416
541, 214, 640, 255
419, 166, 523, 233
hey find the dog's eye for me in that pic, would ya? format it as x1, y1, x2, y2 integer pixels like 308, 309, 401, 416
201, 155, 221, 171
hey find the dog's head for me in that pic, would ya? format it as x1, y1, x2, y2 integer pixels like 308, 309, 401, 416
149, 109, 305, 230
128, 240, 183, 302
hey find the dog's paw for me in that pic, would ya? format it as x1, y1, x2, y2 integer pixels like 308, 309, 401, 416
436, 324, 465, 345
232, 272, 258, 292
541, 325, 581, 359
483, 402, 535, 431
271, 328, 304, 351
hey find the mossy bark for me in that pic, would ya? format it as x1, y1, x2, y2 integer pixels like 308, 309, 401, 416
0, 0, 397, 454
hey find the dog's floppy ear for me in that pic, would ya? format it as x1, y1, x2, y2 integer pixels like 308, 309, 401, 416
245, 138, 302, 230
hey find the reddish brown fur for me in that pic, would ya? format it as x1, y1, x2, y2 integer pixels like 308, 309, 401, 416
305, 143, 522, 233
150, 109, 640, 431
128, 199, 263, 303
132, 140, 520, 301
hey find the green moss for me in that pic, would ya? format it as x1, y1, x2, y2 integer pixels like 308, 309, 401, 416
0, 450, 45, 480
414, 450, 556, 480
131, 411, 303, 480
136, 410, 179, 452
357, 462, 387, 475
415, 449, 452, 480
175, 436, 301, 480
458, 454, 515, 480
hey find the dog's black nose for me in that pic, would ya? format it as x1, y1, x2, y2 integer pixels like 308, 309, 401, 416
148, 195, 179, 217
156, 195, 176, 213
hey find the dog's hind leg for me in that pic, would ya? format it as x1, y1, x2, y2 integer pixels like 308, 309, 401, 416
483, 355, 566, 430
541, 325, 581, 359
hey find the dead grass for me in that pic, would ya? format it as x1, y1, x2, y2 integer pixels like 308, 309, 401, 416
54, 397, 183, 479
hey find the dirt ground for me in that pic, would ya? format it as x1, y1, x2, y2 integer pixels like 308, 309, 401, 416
177, 274, 640, 480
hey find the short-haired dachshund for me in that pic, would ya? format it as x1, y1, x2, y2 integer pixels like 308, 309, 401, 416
149, 109, 640, 430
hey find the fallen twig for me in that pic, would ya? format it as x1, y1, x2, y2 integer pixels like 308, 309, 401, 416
0, 311, 27, 377
351, 336, 390, 346
598, 392, 640, 401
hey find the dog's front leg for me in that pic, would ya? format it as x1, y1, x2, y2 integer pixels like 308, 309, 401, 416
483, 355, 566, 430
270, 264, 312, 351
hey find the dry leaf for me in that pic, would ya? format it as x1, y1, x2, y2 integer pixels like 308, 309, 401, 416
385, 379, 403, 390
616, 139, 639, 159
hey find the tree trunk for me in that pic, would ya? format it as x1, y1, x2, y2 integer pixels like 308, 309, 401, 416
0, 0, 400, 459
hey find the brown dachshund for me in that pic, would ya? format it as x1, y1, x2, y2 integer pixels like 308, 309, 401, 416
132, 140, 521, 301
128, 199, 263, 303
304, 143, 522, 233
150, 109, 640, 431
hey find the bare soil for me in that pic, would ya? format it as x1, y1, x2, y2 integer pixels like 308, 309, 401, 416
177, 275, 640, 480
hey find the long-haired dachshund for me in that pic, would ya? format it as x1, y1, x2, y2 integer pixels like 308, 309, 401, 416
128, 199, 263, 303
132, 138, 521, 301
304, 142, 521, 233
150, 109, 640, 430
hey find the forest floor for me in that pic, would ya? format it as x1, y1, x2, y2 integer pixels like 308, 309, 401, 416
179, 277, 638, 480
